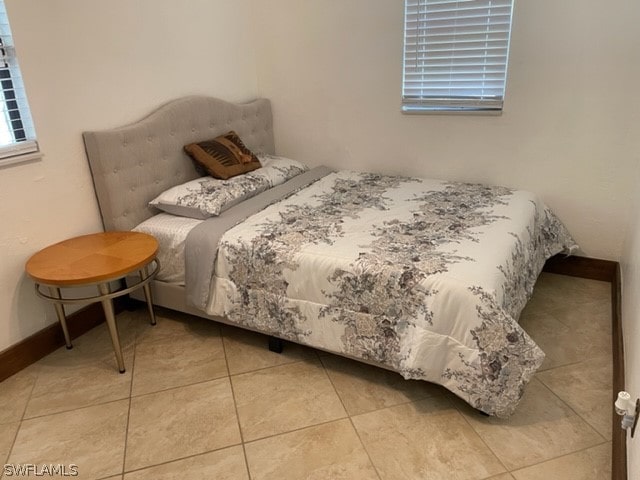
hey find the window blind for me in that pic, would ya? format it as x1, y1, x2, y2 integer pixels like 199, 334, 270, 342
402, 0, 514, 113
0, 1, 38, 161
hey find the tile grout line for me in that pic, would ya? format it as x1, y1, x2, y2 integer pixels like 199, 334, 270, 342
115, 319, 247, 476
508, 439, 611, 475
460, 367, 610, 473
536, 365, 613, 440
448, 399, 510, 475
226, 352, 357, 445
315, 358, 446, 416
530, 291, 612, 333
18, 395, 133, 423
1, 314, 139, 475
535, 359, 586, 374
228, 357, 308, 378
243, 416, 352, 446
120, 442, 244, 477
120, 325, 139, 479
220, 326, 253, 480
3, 367, 39, 468
533, 305, 614, 442
536, 350, 613, 373
452, 377, 608, 475
125, 346, 313, 401
16, 333, 138, 423
317, 355, 383, 480
129, 372, 230, 400
534, 376, 609, 445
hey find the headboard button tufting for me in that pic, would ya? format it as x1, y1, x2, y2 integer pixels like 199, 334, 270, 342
83, 96, 274, 232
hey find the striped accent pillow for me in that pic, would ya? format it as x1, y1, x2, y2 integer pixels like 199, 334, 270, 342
184, 131, 261, 180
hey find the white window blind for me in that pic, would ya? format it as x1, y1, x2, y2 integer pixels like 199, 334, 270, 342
402, 0, 514, 113
0, 0, 38, 163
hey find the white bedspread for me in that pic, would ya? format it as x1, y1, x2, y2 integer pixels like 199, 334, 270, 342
205, 170, 576, 416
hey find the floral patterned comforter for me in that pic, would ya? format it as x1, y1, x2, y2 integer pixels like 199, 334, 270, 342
205, 170, 576, 417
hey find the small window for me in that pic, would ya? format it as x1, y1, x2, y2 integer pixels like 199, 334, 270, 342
402, 0, 514, 114
0, 0, 38, 165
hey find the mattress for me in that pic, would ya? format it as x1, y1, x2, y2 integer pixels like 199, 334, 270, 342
132, 213, 201, 284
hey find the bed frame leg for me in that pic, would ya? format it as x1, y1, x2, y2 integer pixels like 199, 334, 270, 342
123, 295, 140, 312
268, 336, 284, 354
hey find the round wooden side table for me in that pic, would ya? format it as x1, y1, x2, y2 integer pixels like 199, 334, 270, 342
25, 231, 160, 373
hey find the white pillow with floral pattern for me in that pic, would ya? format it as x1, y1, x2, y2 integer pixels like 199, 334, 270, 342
149, 155, 308, 219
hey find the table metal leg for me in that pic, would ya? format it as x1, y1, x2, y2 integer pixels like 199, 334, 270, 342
48, 287, 73, 349
98, 283, 126, 374
140, 264, 157, 326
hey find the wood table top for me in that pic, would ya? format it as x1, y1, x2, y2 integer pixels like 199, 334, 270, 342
25, 231, 159, 286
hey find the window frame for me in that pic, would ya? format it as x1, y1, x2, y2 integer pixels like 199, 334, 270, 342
0, 0, 40, 167
401, 0, 515, 115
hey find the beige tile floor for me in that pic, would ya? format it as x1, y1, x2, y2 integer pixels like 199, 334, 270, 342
0, 273, 612, 479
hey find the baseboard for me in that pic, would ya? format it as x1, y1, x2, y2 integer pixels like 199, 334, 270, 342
0, 297, 128, 383
544, 254, 626, 480
611, 263, 626, 480
542, 254, 618, 282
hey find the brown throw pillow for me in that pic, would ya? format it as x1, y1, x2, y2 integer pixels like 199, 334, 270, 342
184, 131, 261, 180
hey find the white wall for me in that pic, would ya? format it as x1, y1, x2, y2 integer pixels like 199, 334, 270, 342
0, 0, 258, 351
252, 0, 640, 260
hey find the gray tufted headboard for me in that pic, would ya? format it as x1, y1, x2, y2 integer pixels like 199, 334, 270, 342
83, 96, 275, 231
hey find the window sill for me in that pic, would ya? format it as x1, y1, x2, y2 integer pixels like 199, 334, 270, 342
0, 151, 43, 168
401, 106, 503, 116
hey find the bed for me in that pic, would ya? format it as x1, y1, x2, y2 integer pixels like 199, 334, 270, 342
83, 96, 576, 417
